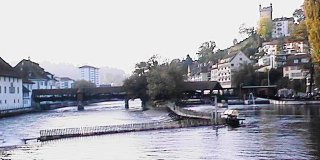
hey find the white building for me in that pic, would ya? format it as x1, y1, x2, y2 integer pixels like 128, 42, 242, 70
260, 40, 309, 68
211, 51, 251, 88
272, 17, 294, 38
187, 63, 210, 82
79, 65, 100, 87
14, 59, 57, 90
22, 79, 34, 107
283, 53, 310, 80
56, 77, 75, 89
0, 57, 24, 110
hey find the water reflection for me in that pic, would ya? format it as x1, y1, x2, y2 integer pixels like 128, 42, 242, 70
1, 103, 320, 159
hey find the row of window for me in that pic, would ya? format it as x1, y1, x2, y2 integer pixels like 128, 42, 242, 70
0, 99, 20, 104
0, 77, 20, 83
0, 84, 20, 94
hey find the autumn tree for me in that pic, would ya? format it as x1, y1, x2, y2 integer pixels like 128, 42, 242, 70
304, 0, 320, 63
258, 17, 273, 41
291, 21, 309, 41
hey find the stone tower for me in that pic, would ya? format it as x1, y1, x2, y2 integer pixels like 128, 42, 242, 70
259, 3, 273, 20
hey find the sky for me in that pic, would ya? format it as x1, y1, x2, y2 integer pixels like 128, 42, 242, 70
0, 0, 304, 74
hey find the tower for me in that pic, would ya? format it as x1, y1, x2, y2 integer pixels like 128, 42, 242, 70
259, 3, 273, 20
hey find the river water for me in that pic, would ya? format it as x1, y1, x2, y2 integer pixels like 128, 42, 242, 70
0, 100, 320, 160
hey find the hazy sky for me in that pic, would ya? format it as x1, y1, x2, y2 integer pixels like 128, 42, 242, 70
0, 0, 303, 74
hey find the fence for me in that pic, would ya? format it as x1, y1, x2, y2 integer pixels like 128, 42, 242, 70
38, 119, 212, 141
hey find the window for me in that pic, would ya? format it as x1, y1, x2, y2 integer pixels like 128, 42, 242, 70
240, 58, 242, 61
4, 86, 6, 93
0, 86, 1, 93
17, 87, 19, 94
14, 99, 15, 103
294, 59, 299, 63
9, 83, 15, 94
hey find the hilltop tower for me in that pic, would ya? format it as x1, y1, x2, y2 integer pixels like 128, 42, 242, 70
259, 3, 273, 20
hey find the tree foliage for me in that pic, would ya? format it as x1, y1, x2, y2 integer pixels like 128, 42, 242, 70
291, 21, 309, 41
258, 17, 273, 40
232, 64, 258, 87
304, 0, 320, 63
197, 41, 216, 63
293, 8, 306, 23
123, 55, 186, 104
239, 23, 255, 37
74, 80, 96, 88
147, 62, 185, 100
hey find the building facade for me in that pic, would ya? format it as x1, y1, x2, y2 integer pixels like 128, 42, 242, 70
56, 77, 75, 89
283, 53, 311, 80
0, 57, 24, 110
272, 17, 294, 38
14, 59, 57, 90
211, 51, 251, 88
79, 65, 100, 87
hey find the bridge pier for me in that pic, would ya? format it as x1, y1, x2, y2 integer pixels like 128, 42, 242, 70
77, 88, 85, 111
125, 99, 129, 109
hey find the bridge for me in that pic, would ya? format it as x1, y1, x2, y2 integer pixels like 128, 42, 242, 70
32, 86, 128, 110
32, 81, 223, 110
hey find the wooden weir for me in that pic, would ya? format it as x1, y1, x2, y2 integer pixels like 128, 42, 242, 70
38, 119, 212, 141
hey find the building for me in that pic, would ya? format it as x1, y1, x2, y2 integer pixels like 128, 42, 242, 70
14, 59, 57, 90
211, 51, 251, 88
259, 4, 294, 39
187, 62, 211, 82
283, 53, 311, 80
272, 17, 294, 38
259, 3, 273, 20
0, 57, 24, 110
56, 77, 75, 89
260, 40, 309, 68
79, 65, 100, 87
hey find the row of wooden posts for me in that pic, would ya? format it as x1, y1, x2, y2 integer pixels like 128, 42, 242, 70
38, 119, 212, 141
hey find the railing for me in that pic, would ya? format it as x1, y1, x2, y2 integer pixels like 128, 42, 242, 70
38, 119, 212, 141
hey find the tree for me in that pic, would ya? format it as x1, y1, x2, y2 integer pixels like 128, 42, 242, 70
123, 74, 149, 103
291, 21, 309, 41
147, 62, 185, 101
258, 17, 273, 40
304, 0, 320, 63
197, 41, 216, 63
74, 80, 96, 88
239, 23, 255, 37
293, 8, 306, 23
232, 64, 258, 87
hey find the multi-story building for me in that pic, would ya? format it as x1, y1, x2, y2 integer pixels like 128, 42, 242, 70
259, 40, 309, 68
14, 59, 57, 90
56, 77, 75, 89
187, 63, 210, 82
211, 51, 251, 88
79, 65, 100, 87
259, 4, 294, 39
272, 17, 294, 38
283, 53, 311, 80
0, 57, 23, 110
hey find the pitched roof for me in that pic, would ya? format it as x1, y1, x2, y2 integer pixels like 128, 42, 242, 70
14, 59, 53, 80
79, 65, 99, 69
283, 53, 310, 67
0, 57, 21, 78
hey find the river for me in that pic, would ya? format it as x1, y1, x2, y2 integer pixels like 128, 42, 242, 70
1, 100, 320, 159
